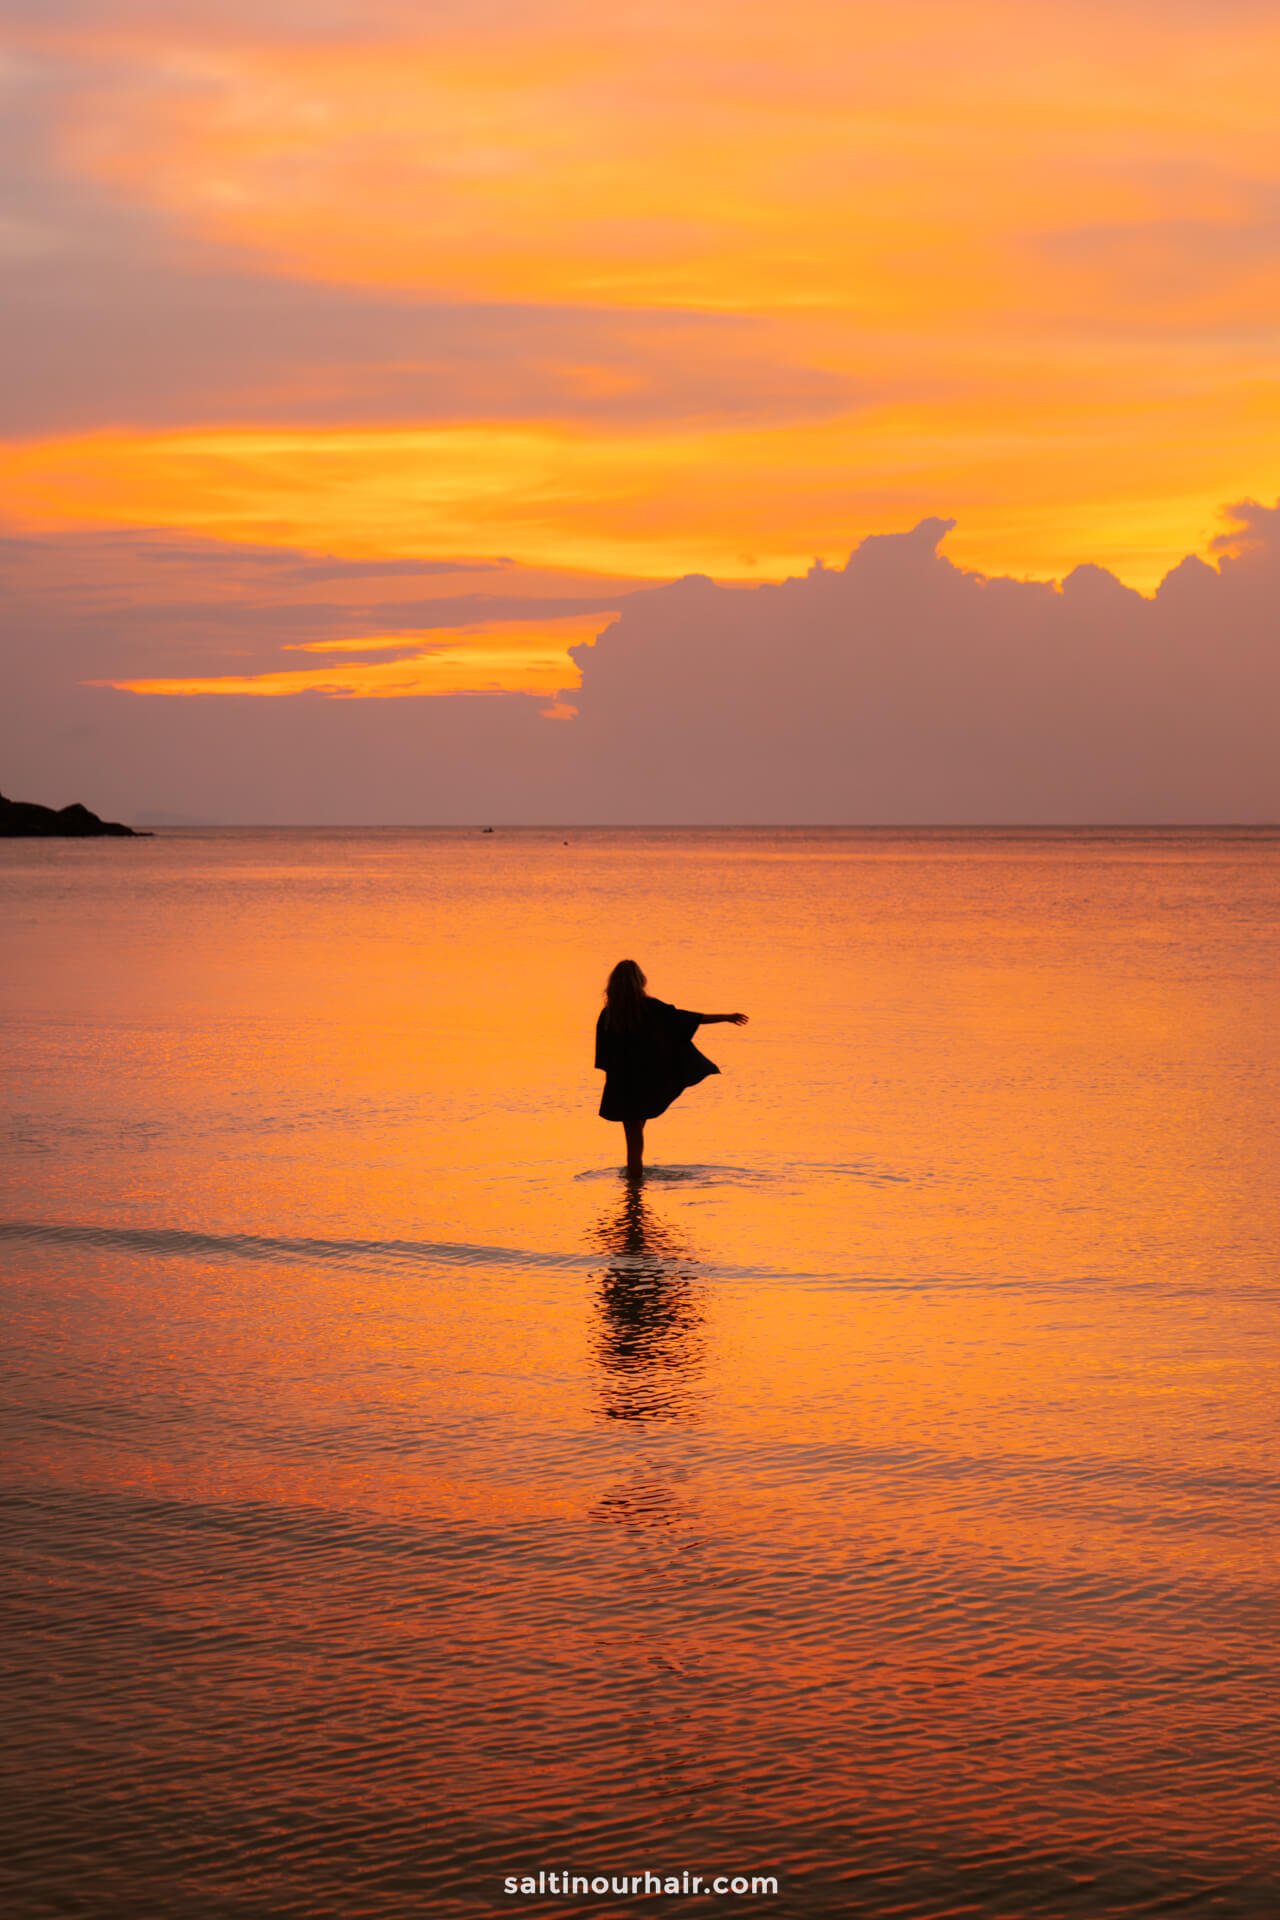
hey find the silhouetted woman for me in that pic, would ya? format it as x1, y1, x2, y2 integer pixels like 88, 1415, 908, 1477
595, 959, 748, 1178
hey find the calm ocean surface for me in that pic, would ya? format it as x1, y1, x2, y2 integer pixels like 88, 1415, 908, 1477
2, 828, 1276, 1919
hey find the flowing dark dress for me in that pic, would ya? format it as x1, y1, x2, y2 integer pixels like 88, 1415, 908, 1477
595, 998, 720, 1122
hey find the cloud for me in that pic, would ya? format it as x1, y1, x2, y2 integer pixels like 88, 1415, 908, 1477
0, 528, 496, 579
3, 508, 1277, 823
1209, 497, 1280, 562
4, 253, 856, 438
0, 527, 643, 687
100, 614, 612, 698
2, 7, 1280, 819
5, 7, 1280, 588
555, 513, 1279, 820
1033, 202, 1280, 323
0, 40, 853, 439
0, 0, 540, 37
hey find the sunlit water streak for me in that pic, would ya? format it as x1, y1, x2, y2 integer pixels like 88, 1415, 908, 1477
2, 828, 1277, 1918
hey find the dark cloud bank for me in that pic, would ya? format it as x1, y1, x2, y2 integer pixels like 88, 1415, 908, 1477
4, 512, 1278, 823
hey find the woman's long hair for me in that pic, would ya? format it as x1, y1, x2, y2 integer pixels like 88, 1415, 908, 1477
602, 958, 648, 1033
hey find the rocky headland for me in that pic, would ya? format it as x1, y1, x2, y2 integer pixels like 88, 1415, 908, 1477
0, 792, 150, 837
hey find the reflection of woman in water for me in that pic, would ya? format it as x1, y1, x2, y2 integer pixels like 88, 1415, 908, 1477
595, 959, 748, 1177
592, 1183, 706, 1425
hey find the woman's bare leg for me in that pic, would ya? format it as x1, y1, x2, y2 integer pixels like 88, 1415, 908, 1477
623, 1119, 645, 1179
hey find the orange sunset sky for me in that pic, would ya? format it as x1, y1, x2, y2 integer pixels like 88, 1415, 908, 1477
2, 0, 1279, 817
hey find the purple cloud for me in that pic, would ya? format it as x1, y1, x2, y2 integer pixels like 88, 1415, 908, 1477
3, 511, 1278, 823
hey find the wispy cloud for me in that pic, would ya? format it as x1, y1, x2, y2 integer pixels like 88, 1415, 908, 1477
3, 0, 1280, 588
99, 614, 610, 697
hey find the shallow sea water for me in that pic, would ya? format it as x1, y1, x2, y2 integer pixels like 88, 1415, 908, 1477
1, 827, 1277, 1918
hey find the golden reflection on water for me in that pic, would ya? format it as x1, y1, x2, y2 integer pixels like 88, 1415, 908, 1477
1, 830, 1277, 1918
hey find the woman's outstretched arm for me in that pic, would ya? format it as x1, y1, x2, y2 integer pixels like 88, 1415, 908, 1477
693, 1011, 749, 1025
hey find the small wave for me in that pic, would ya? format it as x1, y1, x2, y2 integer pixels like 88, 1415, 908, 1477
576, 1158, 923, 1188
574, 1162, 780, 1188
0, 1218, 800, 1282
7, 1221, 1251, 1300
801, 1159, 923, 1185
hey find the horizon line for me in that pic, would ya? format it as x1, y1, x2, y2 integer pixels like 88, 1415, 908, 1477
128, 820, 1280, 832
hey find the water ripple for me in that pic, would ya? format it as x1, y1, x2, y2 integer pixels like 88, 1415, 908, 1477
0, 1217, 790, 1282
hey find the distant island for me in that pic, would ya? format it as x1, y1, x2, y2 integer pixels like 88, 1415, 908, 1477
0, 792, 149, 837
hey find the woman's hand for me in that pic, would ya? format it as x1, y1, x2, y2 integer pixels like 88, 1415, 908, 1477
727, 1012, 749, 1025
